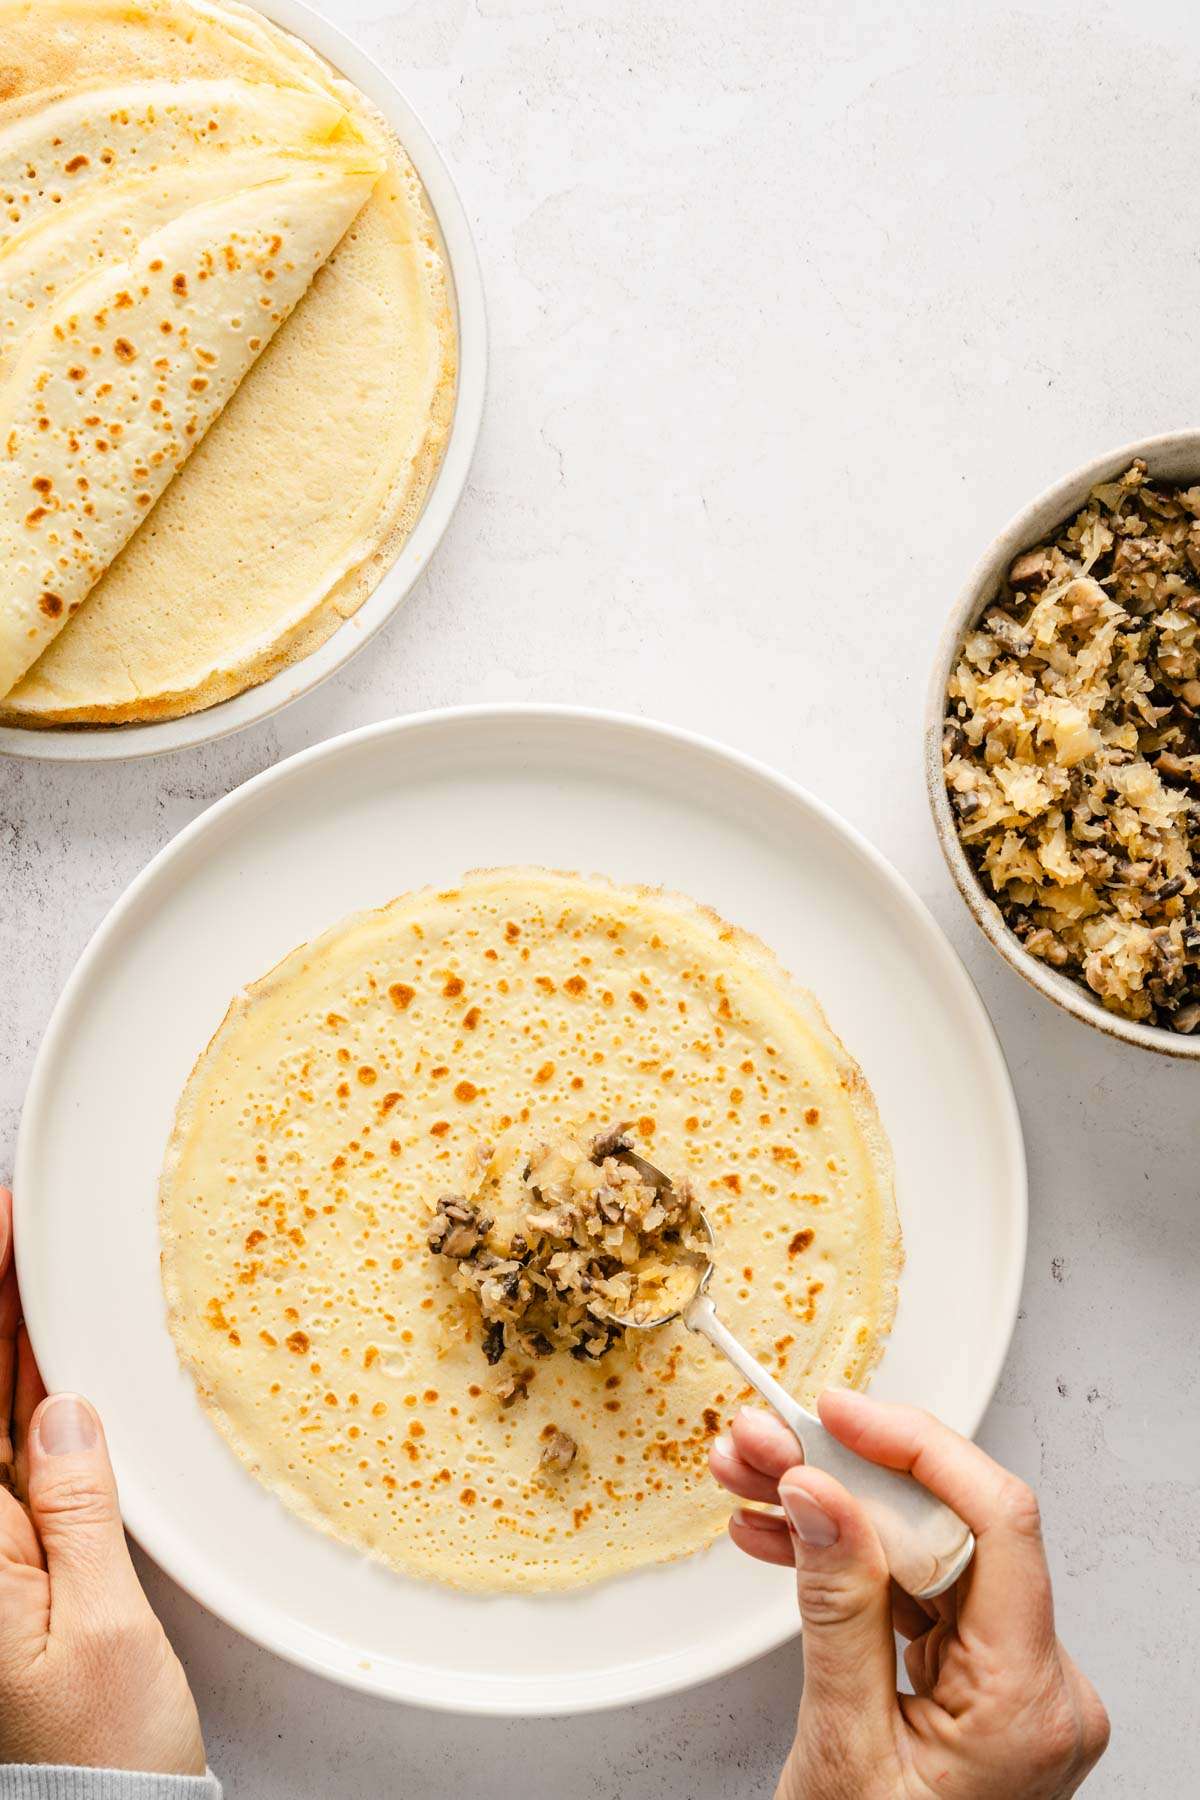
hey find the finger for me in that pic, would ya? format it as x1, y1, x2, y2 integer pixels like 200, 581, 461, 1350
12, 1326, 46, 1500
15, 1327, 46, 1439
0, 1191, 16, 1474
728, 1507, 796, 1567
891, 1579, 937, 1643
1059, 1643, 1112, 1768
818, 1390, 1056, 1658
729, 1508, 952, 1656
903, 1630, 933, 1695
710, 1433, 789, 1506
0, 1486, 46, 1571
903, 1613, 953, 1695
0, 1190, 12, 1285
0, 1549, 50, 1680
777, 1463, 897, 1729
26, 1393, 146, 1640
728, 1406, 805, 1480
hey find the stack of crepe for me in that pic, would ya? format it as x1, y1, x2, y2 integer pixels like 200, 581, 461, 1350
0, 0, 456, 724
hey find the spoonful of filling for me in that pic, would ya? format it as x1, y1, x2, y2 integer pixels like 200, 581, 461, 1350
426, 1124, 711, 1363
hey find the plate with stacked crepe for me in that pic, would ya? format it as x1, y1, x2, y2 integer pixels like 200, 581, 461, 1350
15, 707, 1026, 1713
0, 0, 483, 758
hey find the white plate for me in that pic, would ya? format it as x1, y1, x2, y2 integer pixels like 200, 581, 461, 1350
15, 707, 1027, 1714
0, 0, 486, 764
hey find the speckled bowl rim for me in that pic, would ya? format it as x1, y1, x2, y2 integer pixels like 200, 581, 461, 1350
925, 428, 1200, 1060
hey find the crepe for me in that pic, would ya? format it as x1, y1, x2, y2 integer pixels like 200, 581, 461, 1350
0, 79, 351, 247
0, 80, 357, 382
0, 158, 380, 695
160, 869, 901, 1592
0, 0, 455, 723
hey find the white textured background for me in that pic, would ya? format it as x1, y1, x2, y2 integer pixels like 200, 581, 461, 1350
2, 0, 1198, 1792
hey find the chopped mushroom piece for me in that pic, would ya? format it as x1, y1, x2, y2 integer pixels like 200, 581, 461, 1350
538, 1426, 577, 1475
426, 1194, 492, 1259
1155, 751, 1200, 785
944, 460, 1200, 1030
590, 1123, 633, 1160
1008, 548, 1052, 589
427, 1125, 709, 1364
492, 1365, 534, 1407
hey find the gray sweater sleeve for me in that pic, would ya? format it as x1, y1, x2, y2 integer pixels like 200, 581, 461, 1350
0, 1771, 221, 1799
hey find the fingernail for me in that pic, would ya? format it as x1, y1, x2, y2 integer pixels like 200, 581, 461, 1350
781, 1480, 839, 1548
712, 1433, 735, 1461
822, 1386, 875, 1412
732, 1506, 778, 1530
37, 1395, 97, 1456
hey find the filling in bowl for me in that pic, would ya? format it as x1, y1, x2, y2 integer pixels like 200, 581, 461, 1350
944, 459, 1200, 1029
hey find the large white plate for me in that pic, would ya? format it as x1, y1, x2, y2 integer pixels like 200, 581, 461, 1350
15, 707, 1026, 1714
0, 0, 486, 763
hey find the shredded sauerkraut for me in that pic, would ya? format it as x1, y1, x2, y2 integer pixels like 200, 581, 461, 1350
944, 460, 1200, 1029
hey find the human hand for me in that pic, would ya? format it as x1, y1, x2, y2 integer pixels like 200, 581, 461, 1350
710, 1394, 1109, 1800
0, 1186, 206, 1775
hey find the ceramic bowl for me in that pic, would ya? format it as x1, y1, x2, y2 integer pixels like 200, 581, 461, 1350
925, 429, 1200, 1059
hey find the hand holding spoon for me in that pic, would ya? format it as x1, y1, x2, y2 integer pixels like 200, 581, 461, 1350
610, 1148, 974, 1601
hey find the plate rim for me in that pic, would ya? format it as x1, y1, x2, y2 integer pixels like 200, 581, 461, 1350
14, 704, 1029, 1713
0, 0, 488, 764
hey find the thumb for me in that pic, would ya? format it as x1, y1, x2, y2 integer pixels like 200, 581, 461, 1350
26, 1393, 146, 1638
779, 1464, 897, 1727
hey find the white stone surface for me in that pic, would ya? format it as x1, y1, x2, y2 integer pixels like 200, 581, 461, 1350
1, 0, 1197, 1791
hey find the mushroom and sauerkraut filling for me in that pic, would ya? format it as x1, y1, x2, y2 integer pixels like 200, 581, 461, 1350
427, 1126, 710, 1377
944, 460, 1200, 1030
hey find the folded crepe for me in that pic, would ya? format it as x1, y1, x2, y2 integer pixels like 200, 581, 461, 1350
0, 78, 360, 384
0, 150, 381, 696
0, 0, 455, 727
0, 78, 351, 247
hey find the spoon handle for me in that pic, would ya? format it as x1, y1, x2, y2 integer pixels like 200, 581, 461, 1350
686, 1296, 974, 1601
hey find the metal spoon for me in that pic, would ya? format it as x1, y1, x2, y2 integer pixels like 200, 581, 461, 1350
611, 1148, 974, 1601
